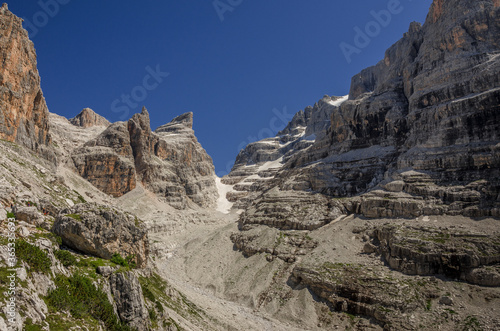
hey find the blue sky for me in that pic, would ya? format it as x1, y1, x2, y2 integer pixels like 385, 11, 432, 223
8, 0, 433, 175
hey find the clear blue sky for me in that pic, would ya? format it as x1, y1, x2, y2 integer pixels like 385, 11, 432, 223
8, 0, 433, 176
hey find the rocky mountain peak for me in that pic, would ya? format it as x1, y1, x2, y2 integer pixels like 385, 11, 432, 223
155, 112, 194, 134
70, 108, 111, 128
171, 112, 194, 128
129, 107, 152, 136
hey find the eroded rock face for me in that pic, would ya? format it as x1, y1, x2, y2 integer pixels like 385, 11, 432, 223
109, 271, 149, 331
238, 188, 345, 231
150, 111, 218, 209
306, 0, 500, 200
290, 263, 437, 328
367, 224, 500, 286
0, 4, 53, 159
70, 108, 111, 128
226, 0, 500, 219
52, 203, 149, 268
71, 107, 218, 208
71, 122, 137, 197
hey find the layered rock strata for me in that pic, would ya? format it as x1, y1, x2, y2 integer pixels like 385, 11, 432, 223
226, 0, 500, 219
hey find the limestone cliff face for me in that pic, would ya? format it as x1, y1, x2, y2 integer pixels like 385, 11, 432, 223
295, 0, 500, 214
229, 0, 500, 219
70, 108, 111, 128
72, 107, 218, 208
153, 112, 218, 209
0, 4, 52, 155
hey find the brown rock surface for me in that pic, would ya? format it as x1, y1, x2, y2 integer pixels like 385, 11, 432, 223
0, 4, 52, 157
70, 108, 111, 128
71, 122, 137, 197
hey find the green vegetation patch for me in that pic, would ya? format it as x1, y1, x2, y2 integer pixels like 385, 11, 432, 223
111, 253, 137, 270
16, 240, 51, 274
46, 273, 132, 330
54, 250, 77, 267
23, 318, 43, 331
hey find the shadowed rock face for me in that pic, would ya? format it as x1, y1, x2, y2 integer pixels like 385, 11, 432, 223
0, 4, 53, 159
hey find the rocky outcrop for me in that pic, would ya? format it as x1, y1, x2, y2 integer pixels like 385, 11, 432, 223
365, 224, 500, 286
71, 122, 137, 197
52, 203, 149, 267
152, 112, 218, 209
238, 188, 345, 231
12, 205, 44, 226
109, 271, 149, 331
0, 4, 53, 159
231, 227, 318, 263
70, 108, 111, 128
290, 263, 437, 328
71, 107, 218, 208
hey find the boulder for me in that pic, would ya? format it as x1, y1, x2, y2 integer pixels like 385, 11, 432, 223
52, 203, 149, 268
13, 206, 43, 226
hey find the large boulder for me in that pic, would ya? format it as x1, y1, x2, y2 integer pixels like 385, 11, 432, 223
52, 203, 149, 268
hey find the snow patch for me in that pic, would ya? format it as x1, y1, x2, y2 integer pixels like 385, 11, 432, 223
215, 177, 234, 214
327, 95, 349, 107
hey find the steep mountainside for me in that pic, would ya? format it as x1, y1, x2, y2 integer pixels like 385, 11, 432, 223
0, 4, 53, 161
228, 0, 500, 220
70, 107, 111, 128
223, 95, 348, 209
